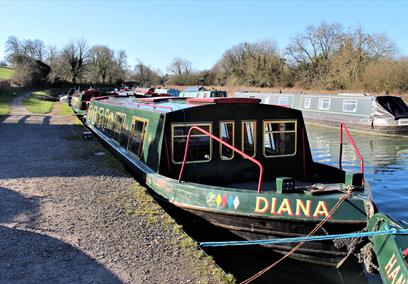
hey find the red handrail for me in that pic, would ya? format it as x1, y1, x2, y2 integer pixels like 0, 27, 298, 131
339, 123, 364, 186
177, 126, 265, 193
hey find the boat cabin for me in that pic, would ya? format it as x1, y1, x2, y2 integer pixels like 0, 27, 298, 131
86, 97, 345, 190
71, 88, 100, 111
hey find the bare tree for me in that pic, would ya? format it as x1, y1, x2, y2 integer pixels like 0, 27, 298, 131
5, 36, 23, 65
107, 49, 129, 84
286, 22, 344, 87
133, 60, 160, 86
61, 39, 89, 83
167, 57, 192, 76
88, 45, 114, 84
218, 40, 288, 87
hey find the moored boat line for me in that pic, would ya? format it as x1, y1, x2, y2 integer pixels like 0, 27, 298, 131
234, 92, 408, 136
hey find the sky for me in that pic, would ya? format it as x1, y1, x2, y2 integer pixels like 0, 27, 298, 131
1, 0, 407, 72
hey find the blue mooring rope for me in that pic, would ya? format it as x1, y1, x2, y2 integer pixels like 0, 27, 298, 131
199, 228, 408, 248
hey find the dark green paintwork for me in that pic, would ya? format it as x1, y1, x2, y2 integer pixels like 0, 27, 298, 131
71, 93, 87, 116
368, 213, 408, 284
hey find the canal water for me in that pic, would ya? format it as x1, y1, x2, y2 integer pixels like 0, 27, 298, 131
307, 124, 408, 222
206, 124, 407, 283
159, 123, 408, 283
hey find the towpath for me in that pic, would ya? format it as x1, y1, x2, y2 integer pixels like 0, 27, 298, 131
0, 95, 227, 283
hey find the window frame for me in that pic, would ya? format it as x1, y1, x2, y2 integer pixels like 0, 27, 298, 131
342, 99, 358, 113
219, 120, 235, 161
241, 120, 257, 158
171, 122, 213, 164
304, 97, 311, 109
127, 116, 148, 159
263, 120, 297, 158
91, 106, 98, 124
318, 98, 331, 110
87, 105, 93, 122
103, 109, 110, 130
112, 112, 126, 144
96, 107, 104, 127
278, 96, 289, 106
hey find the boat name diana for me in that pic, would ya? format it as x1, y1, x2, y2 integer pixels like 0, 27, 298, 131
254, 197, 331, 219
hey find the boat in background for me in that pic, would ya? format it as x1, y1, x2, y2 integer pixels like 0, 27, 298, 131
234, 92, 408, 136
133, 87, 157, 97
83, 95, 375, 266
71, 88, 127, 117
179, 86, 227, 98
154, 87, 180, 97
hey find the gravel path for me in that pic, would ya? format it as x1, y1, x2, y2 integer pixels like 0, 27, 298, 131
0, 96, 228, 283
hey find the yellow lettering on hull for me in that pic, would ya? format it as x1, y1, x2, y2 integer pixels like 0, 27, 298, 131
254, 197, 331, 219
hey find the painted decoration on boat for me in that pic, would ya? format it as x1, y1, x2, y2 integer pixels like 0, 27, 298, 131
206, 192, 240, 210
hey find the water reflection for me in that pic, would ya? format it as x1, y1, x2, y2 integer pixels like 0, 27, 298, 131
307, 124, 408, 221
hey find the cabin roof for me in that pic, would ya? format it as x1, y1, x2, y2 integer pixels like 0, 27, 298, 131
94, 97, 262, 114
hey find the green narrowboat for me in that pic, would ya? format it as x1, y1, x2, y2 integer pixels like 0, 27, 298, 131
368, 213, 408, 284
84, 96, 375, 265
71, 88, 101, 116
71, 88, 127, 117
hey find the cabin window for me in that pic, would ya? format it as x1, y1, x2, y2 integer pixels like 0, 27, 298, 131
128, 117, 148, 158
219, 121, 235, 160
343, 100, 358, 113
172, 123, 212, 164
112, 113, 126, 143
92, 106, 98, 124
318, 98, 331, 110
278, 96, 288, 106
263, 120, 297, 157
96, 108, 104, 128
87, 105, 93, 121
241, 121, 256, 157
103, 109, 110, 130
105, 111, 115, 137
304, 97, 311, 109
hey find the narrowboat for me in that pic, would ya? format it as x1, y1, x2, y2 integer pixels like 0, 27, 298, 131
179, 86, 227, 98
84, 96, 375, 265
368, 213, 407, 283
154, 88, 180, 97
134, 87, 157, 97
71, 88, 128, 117
234, 92, 408, 136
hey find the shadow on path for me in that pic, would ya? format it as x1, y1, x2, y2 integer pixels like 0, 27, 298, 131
0, 187, 122, 284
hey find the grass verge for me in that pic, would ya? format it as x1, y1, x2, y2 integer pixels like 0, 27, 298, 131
0, 67, 14, 80
114, 184, 235, 283
53, 101, 83, 126
23, 90, 54, 114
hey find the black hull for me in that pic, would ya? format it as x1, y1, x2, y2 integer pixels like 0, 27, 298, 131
184, 208, 366, 266
304, 117, 408, 136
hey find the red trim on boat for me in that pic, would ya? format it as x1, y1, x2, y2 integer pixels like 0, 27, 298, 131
403, 248, 408, 257
139, 97, 187, 103
187, 98, 261, 104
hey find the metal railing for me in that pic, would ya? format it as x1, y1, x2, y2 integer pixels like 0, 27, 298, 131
177, 126, 265, 193
339, 123, 364, 185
